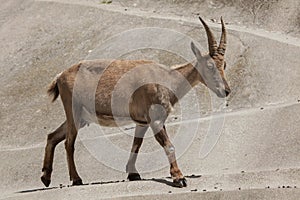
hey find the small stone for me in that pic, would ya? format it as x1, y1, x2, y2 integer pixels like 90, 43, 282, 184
101, 0, 112, 4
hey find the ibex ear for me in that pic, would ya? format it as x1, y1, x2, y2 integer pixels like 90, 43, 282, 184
191, 41, 202, 59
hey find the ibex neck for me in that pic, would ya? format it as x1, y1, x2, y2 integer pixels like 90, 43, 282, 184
170, 61, 203, 105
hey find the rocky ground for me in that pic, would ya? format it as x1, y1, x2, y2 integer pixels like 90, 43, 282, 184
0, 0, 299, 199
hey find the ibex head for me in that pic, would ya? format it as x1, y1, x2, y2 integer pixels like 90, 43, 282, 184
191, 17, 231, 98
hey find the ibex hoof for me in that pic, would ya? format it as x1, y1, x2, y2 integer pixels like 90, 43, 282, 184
41, 176, 51, 187
173, 178, 187, 188
127, 173, 141, 181
72, 179, 83, 186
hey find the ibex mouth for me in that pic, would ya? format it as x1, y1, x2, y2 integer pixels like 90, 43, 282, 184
225, 89, 231, 97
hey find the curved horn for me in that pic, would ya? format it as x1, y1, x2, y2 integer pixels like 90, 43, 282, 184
198, 17, 218, 57
218, 17, 226, 56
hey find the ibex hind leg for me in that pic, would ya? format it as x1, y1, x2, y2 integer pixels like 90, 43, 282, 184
41, 121, 67, 187
64, 123, 83, 186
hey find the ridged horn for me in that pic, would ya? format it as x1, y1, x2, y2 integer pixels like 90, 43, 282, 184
218, 17, 226, 56
198, 17, 218, 57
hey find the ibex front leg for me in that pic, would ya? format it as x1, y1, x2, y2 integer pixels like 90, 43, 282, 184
126, 125, 148, 181
152, 125, 187, 187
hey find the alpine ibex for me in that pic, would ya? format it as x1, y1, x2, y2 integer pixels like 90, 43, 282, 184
41, 17, 230, 188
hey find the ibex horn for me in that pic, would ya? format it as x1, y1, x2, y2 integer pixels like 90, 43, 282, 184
198, 17, 218, 57
218, 17, 226, 56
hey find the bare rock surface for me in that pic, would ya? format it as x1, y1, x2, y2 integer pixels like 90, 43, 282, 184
0, 0, 299, 199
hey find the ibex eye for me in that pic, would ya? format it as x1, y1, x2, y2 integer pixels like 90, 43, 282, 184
208, 64, 214, 70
